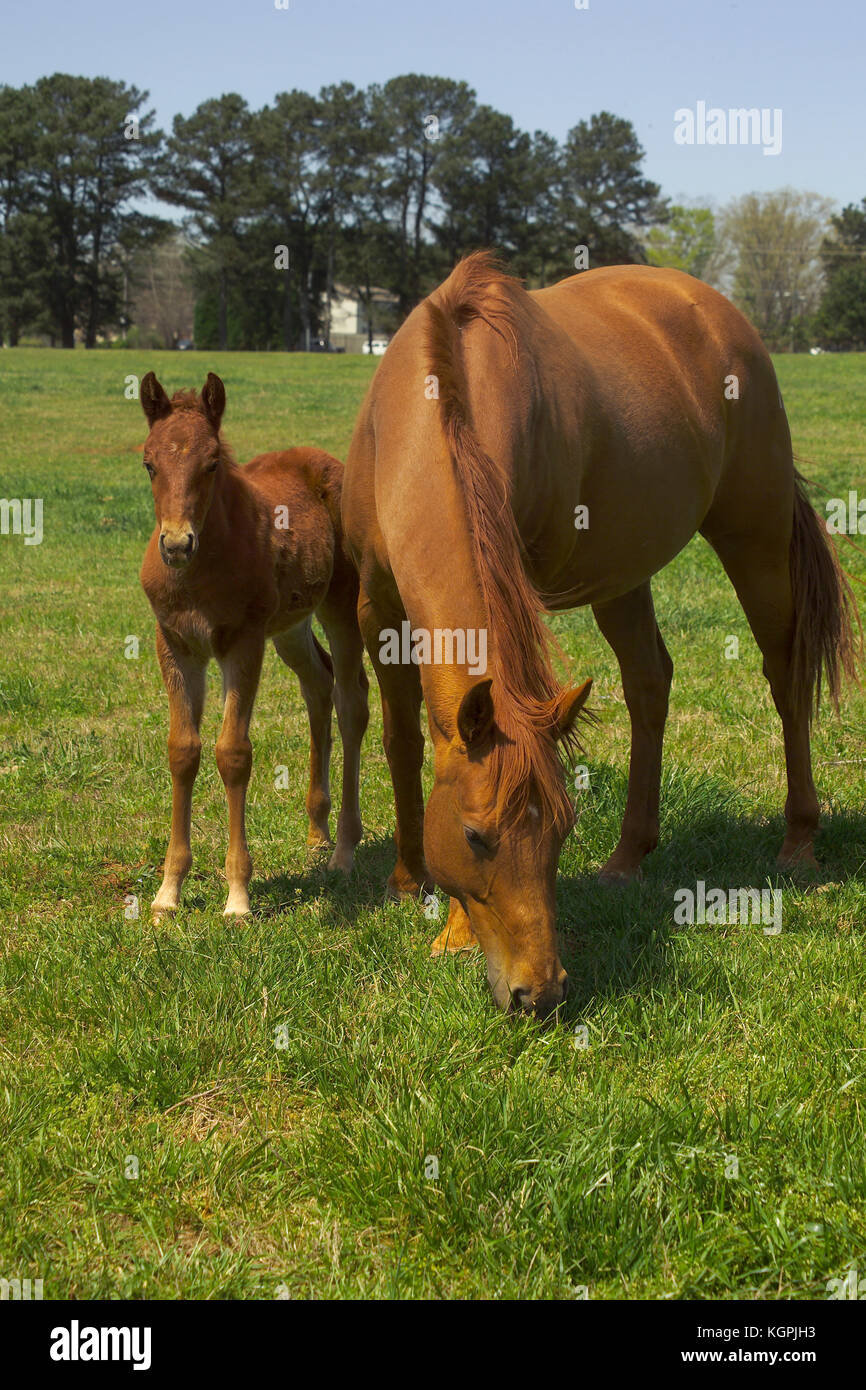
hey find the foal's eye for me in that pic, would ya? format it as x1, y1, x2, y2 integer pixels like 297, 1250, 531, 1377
204, 459, 219, 474
464, 826, 487, 851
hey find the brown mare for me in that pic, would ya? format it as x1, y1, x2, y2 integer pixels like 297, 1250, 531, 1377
342, 252, 858, 1018
139, 372, 368, 921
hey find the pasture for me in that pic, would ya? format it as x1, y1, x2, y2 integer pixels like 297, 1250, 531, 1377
0, 346, 864, 1299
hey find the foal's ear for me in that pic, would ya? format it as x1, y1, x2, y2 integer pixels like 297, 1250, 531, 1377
457, 678, 496, 750
200, 373, 226, 432
140, 372, 172, 426
552, 678, 593, 742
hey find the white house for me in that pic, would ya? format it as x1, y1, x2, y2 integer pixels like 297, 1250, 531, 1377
324, 283, 398, 352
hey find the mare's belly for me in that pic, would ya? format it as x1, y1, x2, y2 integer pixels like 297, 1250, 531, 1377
529, 461, 714, 610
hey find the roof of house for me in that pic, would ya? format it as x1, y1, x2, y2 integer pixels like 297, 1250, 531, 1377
331, 283, 399, 304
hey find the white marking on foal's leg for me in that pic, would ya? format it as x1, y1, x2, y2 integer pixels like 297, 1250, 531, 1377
223, 884, 251, 917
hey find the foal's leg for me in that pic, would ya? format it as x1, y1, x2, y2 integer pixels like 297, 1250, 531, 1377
272, 620, 335, 850
358, 585, 431, 898
592, 583, 674, 883
152, 626, 206, 921
317, 596, 370, 874
215, 633, 265, 915
702, 533, 819, 868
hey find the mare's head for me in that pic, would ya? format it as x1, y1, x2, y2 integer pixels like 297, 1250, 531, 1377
423, 675, 592, 1020
139, 372, 226, 567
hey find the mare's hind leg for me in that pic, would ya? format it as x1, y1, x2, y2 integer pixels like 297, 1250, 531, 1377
592, 582, 674, 883
273, 620, 336, 851
701, 523, 819, 868
317, 592, 370, 874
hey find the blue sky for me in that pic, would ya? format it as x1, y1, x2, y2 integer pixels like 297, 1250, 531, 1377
3, 0, 864, 209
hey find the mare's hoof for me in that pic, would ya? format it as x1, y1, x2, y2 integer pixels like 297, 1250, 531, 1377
777, 846, 819, 872
327, 847, 354, 874
598, 866, 643, 887
430, 929, 478, 957
385, 871, 434, 902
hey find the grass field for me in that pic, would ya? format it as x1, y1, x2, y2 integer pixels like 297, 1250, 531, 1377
1, 346, 864, 1300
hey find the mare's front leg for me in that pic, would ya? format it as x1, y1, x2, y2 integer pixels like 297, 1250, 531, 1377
216, 632, 265, 916
152, 626, 206, 922
592, 583, 674, 883
431, 898, 478, 955
358, 585, 431, 898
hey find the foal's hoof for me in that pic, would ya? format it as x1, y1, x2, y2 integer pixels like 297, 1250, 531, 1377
306, 829, 333, 852
223, 889, 251, 917
151, 895, 178, 925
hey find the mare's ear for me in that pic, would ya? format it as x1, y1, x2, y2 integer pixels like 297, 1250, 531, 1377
200, 373, 226, 432
140, 372, 172, 427
553, 678, 593, 742
457, 678, 496, 750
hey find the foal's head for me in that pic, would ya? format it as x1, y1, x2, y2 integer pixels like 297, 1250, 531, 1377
423, 676, 593, 1020
139, 372, 226, 567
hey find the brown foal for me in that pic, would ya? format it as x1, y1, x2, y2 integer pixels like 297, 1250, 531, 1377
139, 371, 368, 921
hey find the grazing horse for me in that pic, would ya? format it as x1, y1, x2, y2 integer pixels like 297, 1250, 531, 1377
139, 372, 368, 921
342, 253, 858, 1018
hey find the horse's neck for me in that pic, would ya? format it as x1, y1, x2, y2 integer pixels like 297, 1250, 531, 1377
389, 495, 496, 740
201, 464, 256, 552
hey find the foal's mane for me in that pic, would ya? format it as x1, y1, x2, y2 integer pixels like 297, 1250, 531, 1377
169, 388, 202, 411
424, 252, 583, 834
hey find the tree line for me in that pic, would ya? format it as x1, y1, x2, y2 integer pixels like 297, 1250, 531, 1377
1, 72, 864, 352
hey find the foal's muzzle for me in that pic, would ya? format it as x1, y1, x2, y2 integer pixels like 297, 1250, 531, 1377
159, 528, 197, 567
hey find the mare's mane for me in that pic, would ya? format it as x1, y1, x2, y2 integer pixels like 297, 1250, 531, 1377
424, 252, 586, 833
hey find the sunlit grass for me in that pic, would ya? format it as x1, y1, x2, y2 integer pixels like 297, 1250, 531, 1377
0, 347, 864, 1299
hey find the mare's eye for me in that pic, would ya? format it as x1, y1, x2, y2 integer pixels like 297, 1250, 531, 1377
144, 461, 155, 480
464, 826, 486, 851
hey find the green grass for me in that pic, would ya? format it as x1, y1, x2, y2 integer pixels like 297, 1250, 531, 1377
0, 347, 864, 1300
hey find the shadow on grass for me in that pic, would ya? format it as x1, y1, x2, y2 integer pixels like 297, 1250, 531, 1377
248, 758, 866, 1018
249, 832, 401, 921
556, 760, 866, 1016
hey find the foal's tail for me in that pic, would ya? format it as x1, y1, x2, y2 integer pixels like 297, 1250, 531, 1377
789, 470, 861, 720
